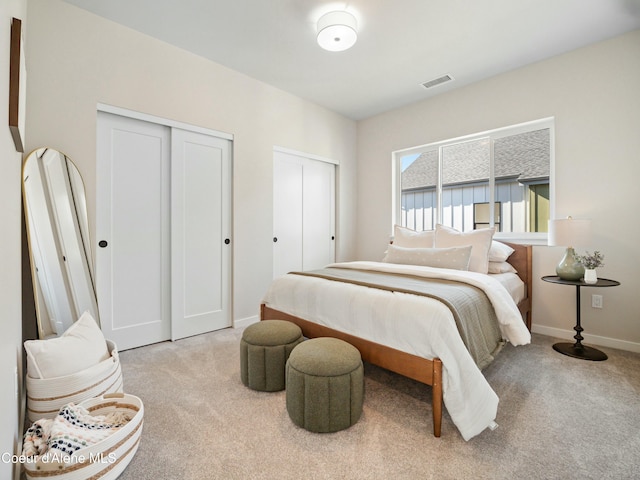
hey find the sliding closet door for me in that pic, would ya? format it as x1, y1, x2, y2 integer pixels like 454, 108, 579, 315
171, 128, 232, 340
97, 112, 172, 350
302, 158, 335, 270
273, 150, 335, 278
273, 155, 303, 277
97, 112, 233, 350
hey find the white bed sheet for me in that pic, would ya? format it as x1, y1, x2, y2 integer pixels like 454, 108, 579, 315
261, 261, 531, 441
491, 272, 526, 305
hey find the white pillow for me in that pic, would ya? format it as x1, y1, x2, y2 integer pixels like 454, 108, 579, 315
383, 245, 472, 271
24, 311, 110, 379
434, 224, 495, 274
392, 225, 435, 248
488, 240, 515, 263
488, 261, 518, 274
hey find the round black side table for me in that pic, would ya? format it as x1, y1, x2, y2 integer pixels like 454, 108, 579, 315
541, 275, 620, 361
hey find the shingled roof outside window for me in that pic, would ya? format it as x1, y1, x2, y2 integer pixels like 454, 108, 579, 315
402, 129, 550, 190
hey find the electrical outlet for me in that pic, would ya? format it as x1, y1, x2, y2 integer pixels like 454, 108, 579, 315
592, 294, 603, 309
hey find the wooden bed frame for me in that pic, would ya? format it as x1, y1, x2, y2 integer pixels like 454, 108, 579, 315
260, 242, 532, 437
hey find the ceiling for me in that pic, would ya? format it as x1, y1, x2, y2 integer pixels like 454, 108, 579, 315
61, 0, 640, 120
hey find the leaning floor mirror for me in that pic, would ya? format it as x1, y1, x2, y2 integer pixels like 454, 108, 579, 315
22, 147, 99, 338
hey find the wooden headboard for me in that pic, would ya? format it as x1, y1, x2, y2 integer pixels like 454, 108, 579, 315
503, 242, 532, 330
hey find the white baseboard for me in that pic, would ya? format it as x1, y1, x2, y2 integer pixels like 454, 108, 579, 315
233, 315, 259, 329
532, 324, 640, 354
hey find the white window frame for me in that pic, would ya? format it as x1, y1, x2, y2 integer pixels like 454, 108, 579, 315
392, 117, 555, 245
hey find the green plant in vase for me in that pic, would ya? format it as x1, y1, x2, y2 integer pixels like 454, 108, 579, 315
575, 250, 604, 284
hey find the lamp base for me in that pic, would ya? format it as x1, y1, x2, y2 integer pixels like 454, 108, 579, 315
556, 247, 585, 281
553, 342, 608, 361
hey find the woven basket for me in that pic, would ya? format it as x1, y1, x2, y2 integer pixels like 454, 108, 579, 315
23, 392, 143, 480
26, 340, 124, 422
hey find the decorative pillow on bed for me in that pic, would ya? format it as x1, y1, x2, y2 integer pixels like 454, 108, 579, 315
488, 240, 515, 263
488, 261, 517, 274
434, 224, 495, 274
382, 245, 473, 270
24, 311, 110, 379
392, 224, 435, 248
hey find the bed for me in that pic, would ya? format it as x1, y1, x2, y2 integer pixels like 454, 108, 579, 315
261, 227, 532, 441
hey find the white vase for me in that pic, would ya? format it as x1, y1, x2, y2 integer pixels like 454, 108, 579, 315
584, 268, 598, 284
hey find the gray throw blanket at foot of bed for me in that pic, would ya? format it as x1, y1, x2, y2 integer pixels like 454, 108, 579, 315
292, 267, 505, 370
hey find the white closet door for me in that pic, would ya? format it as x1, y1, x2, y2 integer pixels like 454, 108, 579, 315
273, 156, 303, 278
273, 150, 335, 278
97, 112, 172, 350
302, 159, 335, 271
171, 128, 232, 340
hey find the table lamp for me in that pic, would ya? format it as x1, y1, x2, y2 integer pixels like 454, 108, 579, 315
548, 217, 591, 280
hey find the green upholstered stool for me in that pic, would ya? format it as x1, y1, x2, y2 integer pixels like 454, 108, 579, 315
240, 320, 303, 392
286, 337, 364, 433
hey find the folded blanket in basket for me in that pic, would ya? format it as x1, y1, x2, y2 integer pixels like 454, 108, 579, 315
24, 402, 131, 459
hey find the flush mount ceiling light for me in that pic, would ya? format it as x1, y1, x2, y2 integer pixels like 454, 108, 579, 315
317, 11, 358, 52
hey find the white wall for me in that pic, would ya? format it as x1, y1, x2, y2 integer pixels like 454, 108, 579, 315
357, 30, 640, 351
1, 2, 28, 479
25, 0, 357, 327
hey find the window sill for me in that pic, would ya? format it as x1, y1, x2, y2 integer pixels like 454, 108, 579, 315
494, 232, 547, 246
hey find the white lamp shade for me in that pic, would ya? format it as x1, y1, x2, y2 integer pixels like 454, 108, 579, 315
317, 11, 358, 52
548, 218, 591, 247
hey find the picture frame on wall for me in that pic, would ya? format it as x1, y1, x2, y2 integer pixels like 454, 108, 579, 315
9, 17, 26, 153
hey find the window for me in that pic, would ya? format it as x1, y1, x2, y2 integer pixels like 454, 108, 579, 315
473, 202, 501, 230
394, 118, 553, 241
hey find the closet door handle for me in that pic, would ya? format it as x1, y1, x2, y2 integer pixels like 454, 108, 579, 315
99, 240, 108, 248
224, 238, 230, 245
273, 237, 278, 243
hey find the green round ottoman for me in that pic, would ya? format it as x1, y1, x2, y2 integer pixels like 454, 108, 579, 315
286, 337, 364, 433
240, 320, 303, 392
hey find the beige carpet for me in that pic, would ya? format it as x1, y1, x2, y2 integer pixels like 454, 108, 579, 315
116, 328, 640, 480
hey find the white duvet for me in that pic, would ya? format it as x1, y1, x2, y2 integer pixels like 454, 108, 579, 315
261, 261, 531, 441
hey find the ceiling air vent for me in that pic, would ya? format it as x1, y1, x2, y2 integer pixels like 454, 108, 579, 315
420, 74, 454, 89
